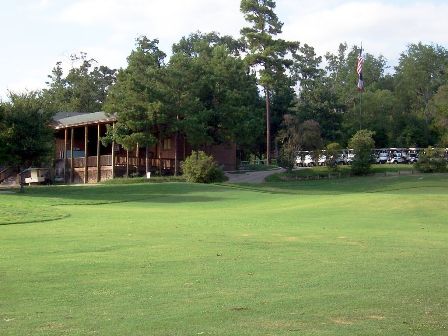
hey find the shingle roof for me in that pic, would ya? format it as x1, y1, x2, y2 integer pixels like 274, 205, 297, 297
53, 111, 116, 129
53, 112, 88, 121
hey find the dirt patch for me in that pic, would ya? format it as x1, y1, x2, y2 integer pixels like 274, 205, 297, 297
331, 318, 354, 325
285, 236, 298, 241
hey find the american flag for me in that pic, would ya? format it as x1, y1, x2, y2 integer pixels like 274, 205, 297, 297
357, 48, 364, 91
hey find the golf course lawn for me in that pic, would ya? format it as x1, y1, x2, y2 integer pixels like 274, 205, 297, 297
1, 175, 447, 335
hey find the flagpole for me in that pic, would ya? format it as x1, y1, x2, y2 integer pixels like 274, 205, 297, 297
358, 42, 363, 130
359, 89, 362, 130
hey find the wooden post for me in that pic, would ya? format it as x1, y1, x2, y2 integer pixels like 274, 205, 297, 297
84, 126, 88, 184
70, 127, 74, 183
111, 123, 115, 179
174, 133, 178, 176
96, 124, 101, 182
156, 133, 162, 176
64, 128, 68, 183
145, 146, 149, 175
136, 142, 139, 175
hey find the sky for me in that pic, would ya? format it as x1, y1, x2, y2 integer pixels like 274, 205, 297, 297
1, 0, 448, 100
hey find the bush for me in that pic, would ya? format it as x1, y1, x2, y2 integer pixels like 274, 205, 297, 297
325, 142, 341, 172
349, 130, 375, 176
277, 147, 295, 171
181, 151, 226, 183
415, 147, 447, 173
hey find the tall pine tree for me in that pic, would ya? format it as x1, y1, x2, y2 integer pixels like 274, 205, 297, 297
240, 0, 298, 163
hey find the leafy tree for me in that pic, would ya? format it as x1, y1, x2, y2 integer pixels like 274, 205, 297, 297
415, 147, 447, 173
43, 52, 116, 113
324, 44, 389, 143
240, 0, 298, 163
299, 119, 323, 152
325, 142, 342, 171
428, 84, 448, 146
277, 116, 322, 171
348, 129, 375, 175
0, 92, 54, 169
172, 31, 245, 57
169, 32, 263, 152
276, 114, 300, 171
270, 74, 297, 151
296, 78, 343, 143
394, 43, 448, 144
104, 37, 168, 151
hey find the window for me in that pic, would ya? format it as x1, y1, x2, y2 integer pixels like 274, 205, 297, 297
163, 138, 171, 150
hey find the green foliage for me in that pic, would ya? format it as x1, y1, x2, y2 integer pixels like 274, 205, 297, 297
277, 116, 323, 171
299, 119, 323, 151
240, 0, 299, 162
276, 114, 300, 171
415, 147, 447, 173
102, 175, 186, 184
104, 37, 167, 150
181, 151, 226, 183
429, 84, 448, 146
394, 43, 448, 145
349, 129, 375, 175
42, 52, 116, 113
170, 32, 263, 150
0, 92, 54, 168
325, 142, 342, 171
267, 164, 417, 182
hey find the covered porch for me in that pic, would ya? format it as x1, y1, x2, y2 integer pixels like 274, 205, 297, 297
53, 112, 182, 184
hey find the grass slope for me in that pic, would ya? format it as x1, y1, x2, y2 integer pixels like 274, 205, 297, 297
1, 175, 447, 335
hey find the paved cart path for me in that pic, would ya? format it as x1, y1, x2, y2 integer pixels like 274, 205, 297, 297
225, 168, 285, 183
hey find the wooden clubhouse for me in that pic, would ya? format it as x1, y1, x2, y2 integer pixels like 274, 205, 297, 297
53, 112, 236, 184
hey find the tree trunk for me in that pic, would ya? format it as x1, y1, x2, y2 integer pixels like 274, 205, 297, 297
265, 87, 271, 164
145, 146, 149, 175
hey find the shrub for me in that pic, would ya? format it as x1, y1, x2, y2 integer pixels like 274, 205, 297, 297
415, 147, 447, 173
325, 142, 341, 172
349, 130, 375, 176
277, 147, 295, 171
181, 151, 226, 183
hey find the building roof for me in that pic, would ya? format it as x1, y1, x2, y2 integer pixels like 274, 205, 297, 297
53, 111, 89, 121
53, 111, 116, 129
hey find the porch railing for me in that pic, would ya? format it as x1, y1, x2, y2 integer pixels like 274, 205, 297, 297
67, 155, 175, 171
0, 167, 16, 183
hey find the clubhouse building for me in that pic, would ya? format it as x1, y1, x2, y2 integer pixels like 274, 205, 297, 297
52, 112, 236, 184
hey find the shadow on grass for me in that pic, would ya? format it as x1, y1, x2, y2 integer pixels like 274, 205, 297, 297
4, 182, 229, 206
0, 214, 71, 226
2, 175, 447, 209
221, 174, 448, 196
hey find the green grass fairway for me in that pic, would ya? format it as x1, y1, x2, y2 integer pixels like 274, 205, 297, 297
1, 175, 447, 335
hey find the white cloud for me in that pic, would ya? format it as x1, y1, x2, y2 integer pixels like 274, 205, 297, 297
59, 0, 244, 43
2, 0, 448, 99
282, 1, 448, 65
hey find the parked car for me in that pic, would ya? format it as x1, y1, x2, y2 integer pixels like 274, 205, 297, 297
335, 153, 346, 165
376, 152, 389, 164
408, 152, 419, 164
345, 150, 355, 164
318, 155, 326, 166
303, 154, 315, 167
387, 153, 407, 164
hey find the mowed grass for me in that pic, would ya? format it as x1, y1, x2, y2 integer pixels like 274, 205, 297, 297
0, 175, 447, 335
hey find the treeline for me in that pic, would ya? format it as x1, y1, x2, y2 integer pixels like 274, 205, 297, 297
1, 0, 448, 168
